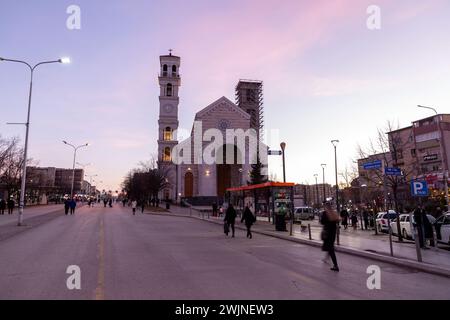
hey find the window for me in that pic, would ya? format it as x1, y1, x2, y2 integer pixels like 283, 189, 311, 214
162, 64, 168, 77
172, 65, 177, 76
163, 147, 171, 162
166, 83, 173, 97
164, 127, 172, 141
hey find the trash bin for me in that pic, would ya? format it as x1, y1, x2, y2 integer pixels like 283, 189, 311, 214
275, 214, 287, 231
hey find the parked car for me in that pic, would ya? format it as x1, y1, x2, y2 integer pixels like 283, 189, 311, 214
390, 213, 436, 240
435, 213, 450, 245
375, 210, 397, 233
293, 207, 314, 223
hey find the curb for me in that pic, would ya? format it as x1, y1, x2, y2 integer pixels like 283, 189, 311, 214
152, 210, 450, 278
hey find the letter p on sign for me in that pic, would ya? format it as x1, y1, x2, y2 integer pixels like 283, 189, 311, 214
411, 180, 428, 197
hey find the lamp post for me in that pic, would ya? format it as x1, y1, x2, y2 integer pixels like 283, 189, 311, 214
1, 56, 70, 226
280, 142, 286, 183
314, 174, 319, 207
63, 141, 89, 198
417, 105, 449, 209
321, 164, 327, 202
331, 140, 340, 245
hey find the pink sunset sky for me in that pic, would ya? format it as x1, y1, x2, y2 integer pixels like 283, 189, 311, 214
1, 0, 450, 191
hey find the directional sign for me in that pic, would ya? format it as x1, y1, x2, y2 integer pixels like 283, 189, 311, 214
411, 180, 429, 197
268, 150, 282, 156
363, 160, 382, 170
385, 167, 402, 176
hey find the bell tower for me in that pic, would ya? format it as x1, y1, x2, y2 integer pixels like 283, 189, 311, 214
157, 51, 181, 200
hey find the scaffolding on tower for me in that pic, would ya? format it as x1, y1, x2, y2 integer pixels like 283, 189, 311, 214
235, 79, 264, 142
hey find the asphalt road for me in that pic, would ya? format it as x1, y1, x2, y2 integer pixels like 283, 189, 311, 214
0, 204, 449, 300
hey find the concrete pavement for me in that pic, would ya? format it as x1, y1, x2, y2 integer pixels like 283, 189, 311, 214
0, 204, 449, 299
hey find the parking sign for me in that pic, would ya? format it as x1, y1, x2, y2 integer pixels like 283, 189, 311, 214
411, 181, 429, 197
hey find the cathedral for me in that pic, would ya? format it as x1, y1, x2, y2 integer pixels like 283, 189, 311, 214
157, 52, 267, 204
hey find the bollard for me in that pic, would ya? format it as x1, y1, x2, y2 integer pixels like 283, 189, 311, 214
308, 224, 312, 240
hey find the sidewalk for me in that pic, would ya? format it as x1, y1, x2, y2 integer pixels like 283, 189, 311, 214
0, 204, 64, 227
162, 205, 450, 277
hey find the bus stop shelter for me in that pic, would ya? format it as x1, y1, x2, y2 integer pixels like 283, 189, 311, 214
226, 182, 295, 231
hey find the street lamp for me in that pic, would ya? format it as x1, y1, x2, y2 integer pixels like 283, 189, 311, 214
331, 140, 340, 246
321, 164, 327, 202
314, 174, 319, 207
63, 141, 89, 198
1, 56, 70, 226
417, 105, 449, 209
280, 142, 286, 183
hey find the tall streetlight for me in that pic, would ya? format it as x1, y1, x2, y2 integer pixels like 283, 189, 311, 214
417, 105, 449, 209
314, 174, 319, 207
1, 56, 71, 226
280, 142, 286, 183
63, 141, 89, 198
331, 140, 340, 246
321, 164, 327, 202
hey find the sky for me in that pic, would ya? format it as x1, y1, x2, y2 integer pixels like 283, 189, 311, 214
1, 0, 450, 191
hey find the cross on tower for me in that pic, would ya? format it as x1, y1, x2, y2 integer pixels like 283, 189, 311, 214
169, 49, 173, 56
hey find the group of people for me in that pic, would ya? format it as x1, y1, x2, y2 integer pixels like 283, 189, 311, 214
0, 198, 15, 215
64, 198, 77, 215
223, 204, 257, 239
339, 208, 371, 231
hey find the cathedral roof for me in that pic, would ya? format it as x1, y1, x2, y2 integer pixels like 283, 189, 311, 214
194, 96, 250, 121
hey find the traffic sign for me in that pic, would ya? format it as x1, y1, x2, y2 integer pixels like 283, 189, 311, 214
268, 150, 282, 156
363, 160, 382, 170
385, 167, 402, 176
411, 180, 429, 197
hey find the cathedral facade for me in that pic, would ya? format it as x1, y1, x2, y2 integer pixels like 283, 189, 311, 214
157, 53, 267, 203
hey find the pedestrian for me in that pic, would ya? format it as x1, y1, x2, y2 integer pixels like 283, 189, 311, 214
69, 198, 77, 215
224, 204, 237, 237
351, 212, 358, 230
0, 198, 6, 215
7, 198, 15, 215
212, 202, 218, 217
414, 205, 425, 248
103, 198, 108, 208
423, 211, 435, 247
122, 198, 127, 207
64, 198, 70, 215
88, 199, 92, 207
131, 200, 137, 215
363, 209, 369, 230
109, 198, 113, 208
340, 208, 349, 230
140, 200, 145, 214
241, 205, 256, 239
320, 202, 340, 272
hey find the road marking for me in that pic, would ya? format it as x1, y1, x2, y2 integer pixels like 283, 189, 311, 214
94, 217, 105, 300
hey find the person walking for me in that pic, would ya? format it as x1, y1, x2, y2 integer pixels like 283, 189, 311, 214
7, 198, 15, 215
64, 198, 70, 215
0, 199, 6, 215
140, 200, 146, 214
351, 212, 358, 230
340, 208, 349, 230
109, 198, 113, 208
423, 211, 435, 247
241, 205, 256, 239
224, 204, 237, 237
363, 209, 370, 230
414, 205, 425, 248
69, 198, 77, 215
131, 200, 137, 215
321, 202, 340, 272
212, 202, 218, 217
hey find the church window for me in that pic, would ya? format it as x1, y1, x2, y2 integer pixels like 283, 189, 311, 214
172, 65, 177, 76
164, 127, 172, 141
162, 64, 168, 77
163, 147, 171, 162
166, 83, 173, 96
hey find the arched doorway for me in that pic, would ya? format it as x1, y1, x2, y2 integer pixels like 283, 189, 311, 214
216, 145, 242, 197
184, 172, 194, 197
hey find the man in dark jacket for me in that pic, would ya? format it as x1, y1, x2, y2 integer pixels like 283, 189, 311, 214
7, 198, 15, 215
414, 205, 425, 248
224, 204, 237, 238
321, 202, 340, 272
69, 198, 77, 215
64, 199, 70, 215
241, 205, 256, 239
363, 209, 370, 230
340, 208, 349, 229
0, 199, 6, 215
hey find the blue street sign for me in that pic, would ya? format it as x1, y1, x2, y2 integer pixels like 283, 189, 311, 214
411, 180, 429, 197
385, 167, 402, 176
363, 160, 382, 170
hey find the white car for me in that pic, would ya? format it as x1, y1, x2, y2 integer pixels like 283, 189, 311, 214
375, 210, 397, 233
390, 214, 436, 240
435, 213, 450, 245
293, 207, 314, 223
